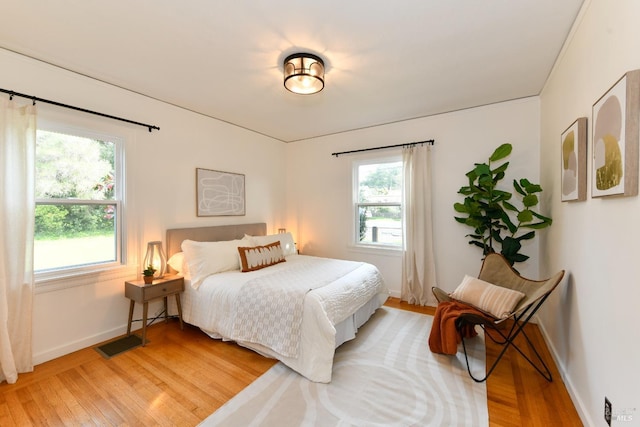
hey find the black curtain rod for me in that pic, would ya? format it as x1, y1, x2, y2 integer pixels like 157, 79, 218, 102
331, 139, 434, 157
0, 88, 160, 132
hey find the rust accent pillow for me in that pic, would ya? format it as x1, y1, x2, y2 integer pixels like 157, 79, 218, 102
237, 241, 286, 272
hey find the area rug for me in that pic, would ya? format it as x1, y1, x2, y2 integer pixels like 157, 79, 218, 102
200, 307, 487, 426
95, 334, 143, 359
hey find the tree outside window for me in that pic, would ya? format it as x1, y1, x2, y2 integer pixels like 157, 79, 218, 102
355, 159, 402, 248
35, 130, 121, 272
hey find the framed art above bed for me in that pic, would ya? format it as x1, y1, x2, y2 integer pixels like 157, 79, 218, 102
196, 168, 245, 216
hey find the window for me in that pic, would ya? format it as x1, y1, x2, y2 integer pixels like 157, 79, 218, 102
34, 129, 122, 273
354, 157, 403, 248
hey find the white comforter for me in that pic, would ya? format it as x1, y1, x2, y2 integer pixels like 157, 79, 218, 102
179, 254, 388, 383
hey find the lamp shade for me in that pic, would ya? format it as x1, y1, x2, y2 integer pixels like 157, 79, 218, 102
143, 241, 167, 279
283, 53, 325, 95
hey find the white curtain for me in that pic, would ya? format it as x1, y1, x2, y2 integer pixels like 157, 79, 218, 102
0, 98, 37, 384
401, 144, 437, 306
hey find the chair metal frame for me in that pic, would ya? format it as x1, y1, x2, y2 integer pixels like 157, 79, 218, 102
433, 253, 565, 383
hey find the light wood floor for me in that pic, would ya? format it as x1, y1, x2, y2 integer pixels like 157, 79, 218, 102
0, 298, 582, 426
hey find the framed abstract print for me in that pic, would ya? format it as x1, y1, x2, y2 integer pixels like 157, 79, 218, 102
591, 70, 640, 198
196, 168, 246, 216
561, 117, 587, 202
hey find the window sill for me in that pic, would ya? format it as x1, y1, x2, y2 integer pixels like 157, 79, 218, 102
348, 244, 402, 257
35, 264, 138, 294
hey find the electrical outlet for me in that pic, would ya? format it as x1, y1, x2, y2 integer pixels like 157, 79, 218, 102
605, 397, 612, 426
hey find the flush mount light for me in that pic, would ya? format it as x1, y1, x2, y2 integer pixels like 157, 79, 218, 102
283, 53, 325, 95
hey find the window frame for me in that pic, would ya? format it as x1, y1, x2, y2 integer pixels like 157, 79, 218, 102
351, 155, 403, 252
34, 121, 126, 283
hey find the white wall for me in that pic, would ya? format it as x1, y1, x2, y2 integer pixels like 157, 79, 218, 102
285, 97, 542, 297
0, 48, 287, 364
539, 0, 640, 425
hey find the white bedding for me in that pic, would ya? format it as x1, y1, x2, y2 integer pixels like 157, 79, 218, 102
179, 254, 388, 383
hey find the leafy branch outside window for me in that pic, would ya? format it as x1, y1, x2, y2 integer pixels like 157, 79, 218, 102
359, 208, 368, 241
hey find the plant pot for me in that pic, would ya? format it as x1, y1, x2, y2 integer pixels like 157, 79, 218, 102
143, 276, 154, 284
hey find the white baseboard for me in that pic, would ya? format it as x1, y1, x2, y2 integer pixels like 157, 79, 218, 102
536, 320, 593, 427
33, 325, 128, 366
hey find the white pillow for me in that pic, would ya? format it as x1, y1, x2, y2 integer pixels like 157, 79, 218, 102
245, 232, 297, 256
181, 237, 250, 289
450, 275, 525, 319
167, 252, 189, 275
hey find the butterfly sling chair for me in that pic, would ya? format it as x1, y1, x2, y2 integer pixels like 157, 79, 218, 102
432, 253, 565, 383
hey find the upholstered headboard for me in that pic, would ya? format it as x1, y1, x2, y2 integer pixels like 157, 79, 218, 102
166, 222, 267, 258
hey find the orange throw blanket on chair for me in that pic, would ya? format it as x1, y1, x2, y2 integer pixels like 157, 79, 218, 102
428, 301, 488, 355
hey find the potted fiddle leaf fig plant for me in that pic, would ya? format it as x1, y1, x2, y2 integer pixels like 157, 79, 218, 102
142, 265, 156, 284
453, 143, 552, 268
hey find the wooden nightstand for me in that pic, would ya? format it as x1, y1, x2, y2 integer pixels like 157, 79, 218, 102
125, 275, 184, 346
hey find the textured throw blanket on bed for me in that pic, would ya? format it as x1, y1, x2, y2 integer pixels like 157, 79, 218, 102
231, 258, 363, 357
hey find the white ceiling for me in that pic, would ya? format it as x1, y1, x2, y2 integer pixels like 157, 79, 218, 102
2, 1, 583, 143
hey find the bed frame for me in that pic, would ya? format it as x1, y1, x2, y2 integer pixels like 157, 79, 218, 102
166, 222, 267, 259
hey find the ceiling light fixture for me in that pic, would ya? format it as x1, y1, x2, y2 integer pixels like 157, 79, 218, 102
283, 53, 325, 95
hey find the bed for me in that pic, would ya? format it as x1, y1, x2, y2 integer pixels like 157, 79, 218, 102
165, 223, 389, 383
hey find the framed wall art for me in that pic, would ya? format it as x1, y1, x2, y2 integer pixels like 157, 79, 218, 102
561, 117, 587, 202
591, 69, 640, 198
196, 168, 245, 216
